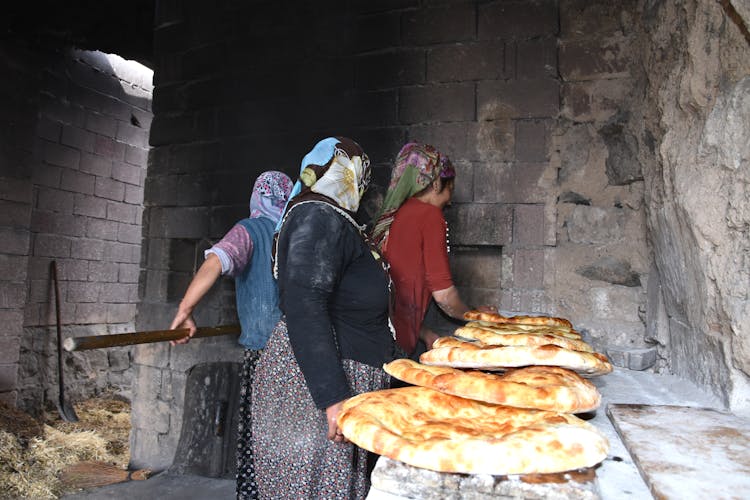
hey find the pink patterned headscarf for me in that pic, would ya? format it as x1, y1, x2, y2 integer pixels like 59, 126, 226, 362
249, 171, 293, 222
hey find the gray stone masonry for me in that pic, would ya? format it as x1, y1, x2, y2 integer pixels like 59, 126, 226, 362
0, 46, 154, 414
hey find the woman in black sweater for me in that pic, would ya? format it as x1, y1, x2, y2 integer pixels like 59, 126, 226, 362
251, 137, 397, 499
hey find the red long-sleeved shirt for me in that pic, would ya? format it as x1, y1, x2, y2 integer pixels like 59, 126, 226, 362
382, 198, 453, 354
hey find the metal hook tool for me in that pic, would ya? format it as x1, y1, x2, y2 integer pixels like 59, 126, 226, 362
51, 260, 79, 422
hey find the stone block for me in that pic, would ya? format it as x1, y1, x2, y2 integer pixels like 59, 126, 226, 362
31, 211, 86, 237
80, 152, 113, 177
566, 205, 624, 244
559, 0, 627, 39
108, 348, 131, 372
100, 283, 136, 303
0, 311, 24, 334
119, 263, 140, 284
513, 204, 546, 245
37, 187, 75, 213
0, 255, 27, 282
32, 160, 62, 189
112, 161, 143, 186
125, 145, 149, 167
107, 201, 138, 223
427, 41, 506, 83
73, 194, 107, 218
0, 338, 21, 364
353, 11, 401, 52
512, 248, 544, 288
478, 79, 560, 120
0, 200, 31, 227
118, 222, 142, 245
371, 457, 598, 499
403, 3, 475, 45
116, 121, 149, 148
75, 303, 108, 324
499, 288, 551, 314
515, 120, 550, 162
559, 38, 631, 81
0, 177, 32, 204
43, 140, 80, 169
40, 95, 86, 127
449, 246, 503, 289
94, 136, 126, 160
61, 125, 95, 153
474, 162, 549, 204
342, 91, 400, 128
134, 341, 171, 369
354, 50, 426, 90
86, 218, 118, 241
67, 281, 101, 303
446, 203, 513, 246
61, 169, 95, 195
400, 83, 475, 124
561, 80, 631, 123
124, 184, 145, 205
33, 233, 71, 258
37, 116, 62, 142
149, 113, 197, 147
158, 207, 210, 239
88, 260, 119, 282
108, 303, 137, 323
56, 258, 90, 281
95, 177, 126, 201
407, 122, 480, 163
478, 0, 558, 39
516, 37, 558, 80
606, 346, 657, 371
85, 111, 118, 137
105, 241, 140, 264
0, 364, 19, 391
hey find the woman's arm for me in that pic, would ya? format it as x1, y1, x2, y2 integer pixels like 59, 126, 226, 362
169, 253, 222, 345
432, 285, 470, 320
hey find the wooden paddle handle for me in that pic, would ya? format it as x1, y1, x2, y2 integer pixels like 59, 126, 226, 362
63, 324, 241, 352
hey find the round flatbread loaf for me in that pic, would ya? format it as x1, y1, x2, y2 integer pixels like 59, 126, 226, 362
384, 359, 601, 413
465, 311, 574, 329
466, 321, 582, 340
456, 325, 594, 352
337, 386, 610, 475
421, 337, 613, 377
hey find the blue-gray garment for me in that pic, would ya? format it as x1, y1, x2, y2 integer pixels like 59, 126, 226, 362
235, 217, 281, 350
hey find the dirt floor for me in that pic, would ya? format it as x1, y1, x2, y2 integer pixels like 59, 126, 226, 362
0, 396, 131, 499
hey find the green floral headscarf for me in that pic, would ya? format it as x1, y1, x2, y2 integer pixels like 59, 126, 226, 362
370, 142, 454, 250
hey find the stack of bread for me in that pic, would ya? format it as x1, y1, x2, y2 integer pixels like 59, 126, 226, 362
337, 311, 613, 476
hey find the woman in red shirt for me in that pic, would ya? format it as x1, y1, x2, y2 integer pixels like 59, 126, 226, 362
371, 142, 494, 356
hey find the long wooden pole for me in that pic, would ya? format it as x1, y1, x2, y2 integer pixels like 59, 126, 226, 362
63, 325, 241, 352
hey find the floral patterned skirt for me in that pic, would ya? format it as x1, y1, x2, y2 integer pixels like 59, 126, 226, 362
251, 319, 390, 499
236, 349, 261, 499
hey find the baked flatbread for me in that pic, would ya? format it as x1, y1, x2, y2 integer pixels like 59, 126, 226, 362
384, 359, 601, 413
421, 337, 613, 377
456, 325, 593, 352
466, 321, 582, 340
337, 386, 609, 475
465, 311, 573, 329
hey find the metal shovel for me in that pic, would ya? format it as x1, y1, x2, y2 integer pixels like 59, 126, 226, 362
51, 261, 79, 422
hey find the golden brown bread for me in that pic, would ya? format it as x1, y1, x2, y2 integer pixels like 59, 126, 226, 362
465, 320, 582, 340
337, 386, 610, 475
456, 325, 594, 352
421, 337, 613, 377
383, 359, 601, 413
464, 311, 574, 329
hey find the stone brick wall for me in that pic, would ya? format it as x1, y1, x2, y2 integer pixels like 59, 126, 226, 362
134, 0, 657, 468
0, 44, 153, 413
0, 43, 38, 408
